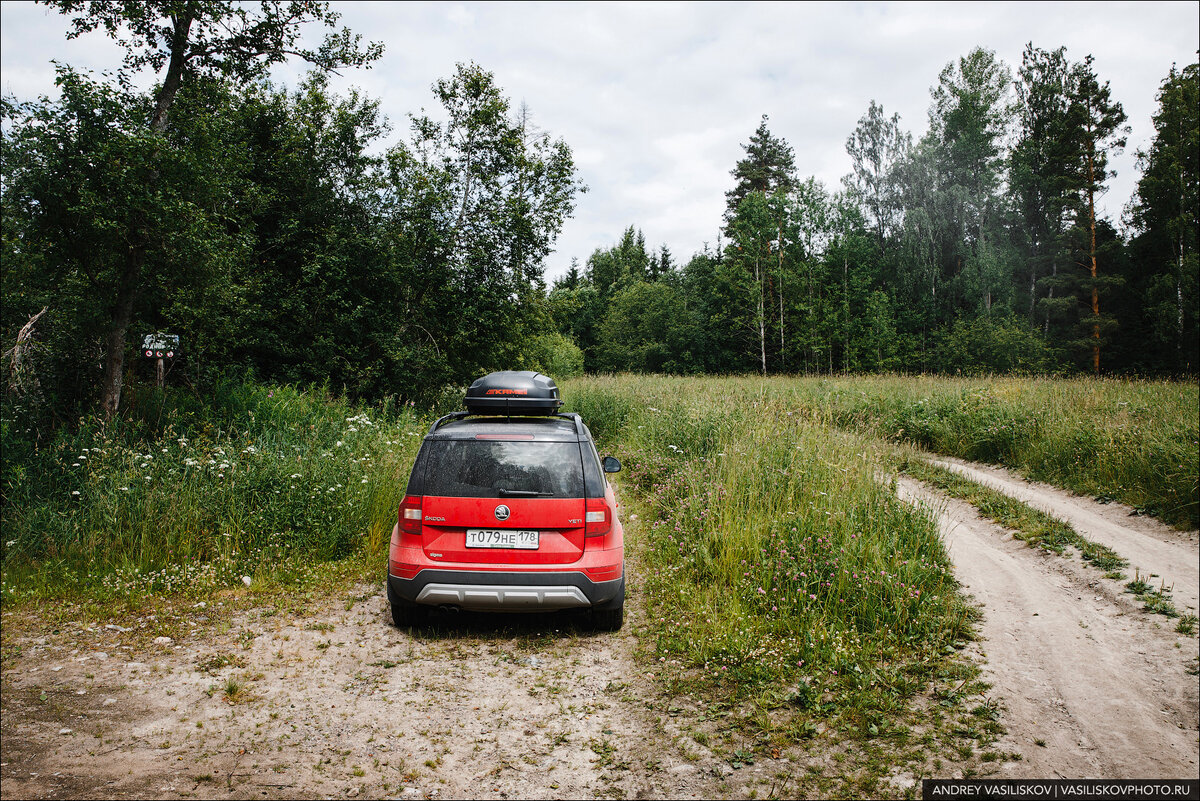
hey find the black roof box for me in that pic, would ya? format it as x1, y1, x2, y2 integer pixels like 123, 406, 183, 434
464, 371, 563, 416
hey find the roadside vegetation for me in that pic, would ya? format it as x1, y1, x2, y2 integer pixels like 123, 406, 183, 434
897, 457, 1190, 620
4, 371, 1193, 790
798, 374, 1198, 530
565, 376, 1003, 791
1, 379, 425, 608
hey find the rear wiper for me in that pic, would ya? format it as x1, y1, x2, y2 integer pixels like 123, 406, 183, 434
497, 488, 554, 497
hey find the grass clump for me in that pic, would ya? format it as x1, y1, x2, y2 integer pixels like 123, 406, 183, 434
1125, 571, 1180, 619
1, 377, 426, 606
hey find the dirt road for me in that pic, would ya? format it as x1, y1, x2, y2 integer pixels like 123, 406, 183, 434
930, 457, 1200, 616
898, 475, 1199, 779
2, 563, 758, 801
0, 580, 734, 800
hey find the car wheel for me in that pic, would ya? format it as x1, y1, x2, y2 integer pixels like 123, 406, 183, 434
591, 574, 625, 631
591, 604, 624, 632
387, 580, 426, 628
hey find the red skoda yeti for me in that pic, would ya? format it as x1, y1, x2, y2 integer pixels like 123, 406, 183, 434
387, 372, 625, 630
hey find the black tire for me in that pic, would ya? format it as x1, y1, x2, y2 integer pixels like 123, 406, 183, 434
591, 573, 625, 631
387, 580, 426, 628
591, 604, 624, 632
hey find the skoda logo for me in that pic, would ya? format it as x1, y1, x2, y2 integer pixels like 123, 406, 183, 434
494, 504, 511, 521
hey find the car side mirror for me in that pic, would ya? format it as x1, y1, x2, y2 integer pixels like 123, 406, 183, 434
602, 456, 621, 474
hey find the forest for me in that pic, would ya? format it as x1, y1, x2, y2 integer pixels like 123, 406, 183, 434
556, 49, 1198, 380
2, 3, 1197, 427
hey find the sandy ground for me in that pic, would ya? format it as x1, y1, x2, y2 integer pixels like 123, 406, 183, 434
0, 575, 734, 801
897, 472, 1199, 779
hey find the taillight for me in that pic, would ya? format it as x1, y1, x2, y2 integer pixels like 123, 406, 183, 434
398, 495, 423, 535
584, 498, 612, 538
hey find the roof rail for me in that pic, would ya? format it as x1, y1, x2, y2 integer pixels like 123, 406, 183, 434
425, 410, 585, 436
551, 411, 586, 437
427, 410, 470, 434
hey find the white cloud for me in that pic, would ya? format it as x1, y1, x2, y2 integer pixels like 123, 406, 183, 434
2, 0, 1196, 278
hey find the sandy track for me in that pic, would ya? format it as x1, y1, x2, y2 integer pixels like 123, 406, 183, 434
1, 581, 724, 800
930, 457, 1199, 616
898, 477, 1199, 778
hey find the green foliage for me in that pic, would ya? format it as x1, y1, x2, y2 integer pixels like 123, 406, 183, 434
524, 332, 584, 379
2, 68, 251, 413
381, 62, 584, 389
933, 316, 1056, 375
21, 0, 384, 420
1, 378, 422, 599
541, 48, 1193, 379
801, 375, 1198, 529
40, 0, 382, 87
1126, 63, 1199, 373
3, 59, 582, 413
595, 275, 696, 374
724, 114, 798, 222
843, 100, 911, 241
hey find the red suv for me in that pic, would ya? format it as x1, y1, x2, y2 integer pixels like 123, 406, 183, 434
387, 372, 625, 630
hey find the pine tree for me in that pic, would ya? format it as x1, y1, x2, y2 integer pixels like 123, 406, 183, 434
1012, 44, 1075, 328
724, 115, 798, 226
1066, 55, 1128, 373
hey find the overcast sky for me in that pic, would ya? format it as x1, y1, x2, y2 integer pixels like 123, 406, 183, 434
2, 1, 1198, 280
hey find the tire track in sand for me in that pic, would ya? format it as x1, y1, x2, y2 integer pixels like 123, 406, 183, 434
929, 457, 1199, 616
898, 477, 1199, 779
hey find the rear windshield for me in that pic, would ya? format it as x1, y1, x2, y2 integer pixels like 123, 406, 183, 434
421, 440, 585, 499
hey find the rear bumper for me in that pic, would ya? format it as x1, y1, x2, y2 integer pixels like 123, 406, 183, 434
388, 568, 623, 611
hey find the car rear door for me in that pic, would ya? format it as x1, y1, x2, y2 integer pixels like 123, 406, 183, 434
418, 438, 587, 565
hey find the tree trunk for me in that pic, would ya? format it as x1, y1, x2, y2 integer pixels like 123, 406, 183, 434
1044, 257, 1056, 336
777, 221, 785, 373
756, 257, 766, 376
100, 9, 193, 420
842, 255, 849, 375
101, 251, 142, 420
1087, 144, 1100, 375
1178, 156, 1186, 366
149, 12, 194, 133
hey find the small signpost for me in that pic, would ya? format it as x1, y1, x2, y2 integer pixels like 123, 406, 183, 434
141, 333, 180, 388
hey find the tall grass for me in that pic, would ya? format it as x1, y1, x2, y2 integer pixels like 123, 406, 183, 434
564, 376, 973, 713
784, 374, 1198, 529
1, 379, 424, 601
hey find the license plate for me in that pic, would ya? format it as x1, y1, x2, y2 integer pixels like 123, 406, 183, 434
465, 529, 539, 549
